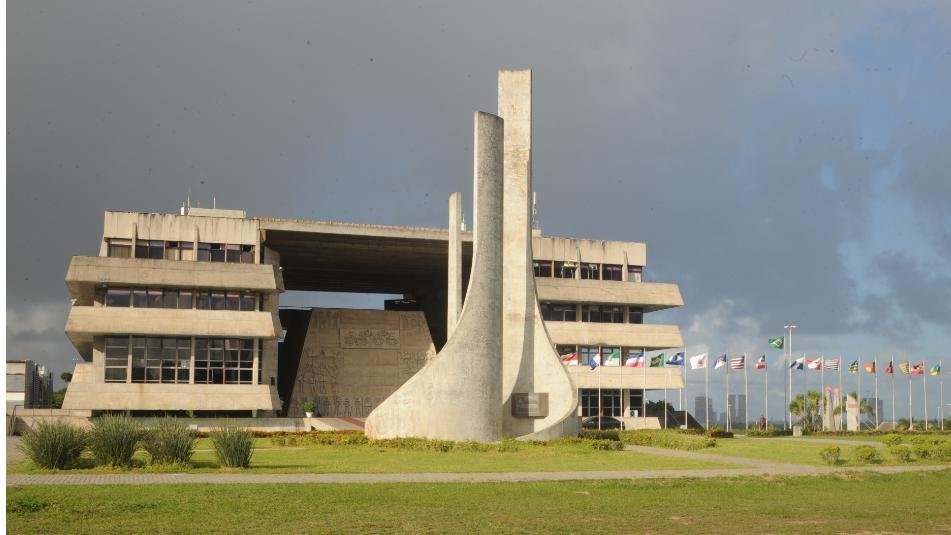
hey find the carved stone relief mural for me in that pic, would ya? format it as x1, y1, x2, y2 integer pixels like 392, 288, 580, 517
287, 309, 434, 418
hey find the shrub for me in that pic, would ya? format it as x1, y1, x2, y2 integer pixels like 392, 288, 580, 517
270, 436, 286, 447
589, 439, 624, 451
7, 493, 50, 514
882, 434, 903, 447
819, 446, 841, 465
912, 443, 933, 459
708, 429, 734, 439
889, 445, 914, 463
580, 430, 621, 441
88, 415, 143, 467
210, 427, 255, 468
19, 420, 87, 469
496, 438, 521, 453
933, 442, 951, 462
620, 430, 716, 450
746, 427, 792, 437
142, 418, 195, 465
853, 445, 882, 464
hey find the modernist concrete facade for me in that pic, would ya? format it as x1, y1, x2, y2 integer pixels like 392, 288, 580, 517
60, 69, 684, 436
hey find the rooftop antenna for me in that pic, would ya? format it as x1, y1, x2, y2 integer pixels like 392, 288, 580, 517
461, 213, 467, 232
531, 191, 540, 230
213, 196, 216, 209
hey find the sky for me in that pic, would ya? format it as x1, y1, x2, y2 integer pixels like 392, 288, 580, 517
7, 2, 951, 422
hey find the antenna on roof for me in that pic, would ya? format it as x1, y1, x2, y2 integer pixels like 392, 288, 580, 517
531, 191, 540, 230
213, 196, 217, 209
461, 213, 467, 232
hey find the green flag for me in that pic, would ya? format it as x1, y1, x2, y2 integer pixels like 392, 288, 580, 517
650, 354, 665, 367
768, 337, 784, 349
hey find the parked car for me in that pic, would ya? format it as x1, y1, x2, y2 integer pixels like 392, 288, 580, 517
581, 416, 625, 430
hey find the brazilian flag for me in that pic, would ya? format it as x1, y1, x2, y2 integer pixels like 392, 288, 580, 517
768, 337, 784, 349
650, 354, 665, 367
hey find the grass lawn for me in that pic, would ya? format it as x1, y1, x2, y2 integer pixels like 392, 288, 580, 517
8, 470, 951, 534
713, 436, 951, 467
9, 438, 734, 474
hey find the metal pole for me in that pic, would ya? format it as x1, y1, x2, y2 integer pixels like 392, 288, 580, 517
891, 356, 896, 427
744, 353, 749, 431
874, 358, 879, 429
642, 347, 647, 429
683, 344, 687, 428
940, 361, 944, 431
908, 362, 913, 429
726, 362, 731, 432
924, 360, 929, 431
705, 354, 709, 430
858, 360, 863, 430
765, 356, 769, 428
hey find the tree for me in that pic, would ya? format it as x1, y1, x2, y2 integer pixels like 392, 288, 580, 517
60, 372, 73, 383
51, 388, 67, 409
789, 390, 822, 432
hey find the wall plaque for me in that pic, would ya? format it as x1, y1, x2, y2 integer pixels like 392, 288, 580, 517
511, 393, 549, 418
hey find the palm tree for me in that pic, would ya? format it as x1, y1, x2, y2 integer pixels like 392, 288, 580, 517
789, 390, 823, 432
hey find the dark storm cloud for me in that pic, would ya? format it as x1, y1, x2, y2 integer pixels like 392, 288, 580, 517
7, 1, 951, 383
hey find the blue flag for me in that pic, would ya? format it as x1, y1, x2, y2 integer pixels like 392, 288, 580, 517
589, 353, 601, 370
666, 352, 685, 366
713, 354, 728, 370
789, 357, 804, 370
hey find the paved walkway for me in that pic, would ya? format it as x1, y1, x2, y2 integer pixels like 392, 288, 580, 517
7, 445, 948, 486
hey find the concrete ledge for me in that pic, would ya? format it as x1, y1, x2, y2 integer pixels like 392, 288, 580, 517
545, 322, 683, 349
63, 383, 280, 411
565, 366, 685, 389
536, 278, 683, 311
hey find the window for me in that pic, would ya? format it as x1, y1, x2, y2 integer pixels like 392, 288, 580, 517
239, 292, 256, 311
133, 289, 148, 308
130, 336, 188, 383
601, 389, 622, 417
179, 290, 193, 310
162, 289, 179, 309
580, 263, 600, 280
240, 244, 254, 264
211, 291, 226, 310
210, 243, 226, 262
226, 244, 241, 263
554, 261, 576, 279
556, 344, 577, 358
580, 389, 600, 417
580, 346, 599, 366
627, 265, 643, 282
581, 305, 602, 323
225, 292, 240, 311
104, 336, 130, 382
628, 307, 643, 324
532, 260, 552, 278
135, 240, 165, 260
197, 242, 212, 262
104, 288, 131, 307
147, 288, 163, 308
195, 338, 253, 384
551, 304, 577, 322
629, 390, 644, 416
602, 306, 624, 323
107, 238, 132, 258
539, 302, 552, 321
603, 264, 623, 281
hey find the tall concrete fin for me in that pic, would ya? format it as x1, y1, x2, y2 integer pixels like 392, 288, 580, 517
365, 112, 503, 441
498, 69, 578, 440
447, 192, 463, 338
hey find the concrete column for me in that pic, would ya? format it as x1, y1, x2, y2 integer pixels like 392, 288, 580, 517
365, 111, 504, 441
447, 192, 463, 338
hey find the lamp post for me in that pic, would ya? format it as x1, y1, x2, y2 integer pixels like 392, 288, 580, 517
785, 324, 797, 430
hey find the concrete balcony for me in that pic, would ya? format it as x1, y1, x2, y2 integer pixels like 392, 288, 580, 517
565, 365, 685, 390
66, 256, 284, 305
535, 278, 683, 311
65, 306, 282, 359
544, 321, 683, 350
62, 381, 280, 411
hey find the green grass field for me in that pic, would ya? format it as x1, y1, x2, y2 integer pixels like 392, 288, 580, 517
8, 470, 951, 534
713, 437, 950, 467
9, 438, 734, 474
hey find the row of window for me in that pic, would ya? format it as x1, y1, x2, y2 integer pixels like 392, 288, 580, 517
556, 345, 649, 366
107, 239, 255, 263
539, 303, 643, 324
532, 260, 643, 282
103, 287, 258, 311
580, 389, 644, 417
104, 336, 258, 385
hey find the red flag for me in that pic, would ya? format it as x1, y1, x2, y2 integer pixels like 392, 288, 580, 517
864, 362, 875, 373
911, 362, 925, 375
885, 361, 893, 375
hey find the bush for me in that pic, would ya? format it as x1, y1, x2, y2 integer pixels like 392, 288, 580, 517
912, 443, 933, 459
270, 436, 286, 447
589, 439, 624, 451
819, 446, 841, 465
88, 415, 143, 468
882, 434, 903, 446
210, 427, 255, 468
579, 430, 621, 441
933, 442, 951, 462
19, 420, 87, 469
746, 427, 792, 437
7, 493, 50, 514
853, 445, 882, 464
496, 438, 521, 453
142, 418, 195, 465
620, 430, 716, 450
708, 429, 734, 439
889, 445, 914, 463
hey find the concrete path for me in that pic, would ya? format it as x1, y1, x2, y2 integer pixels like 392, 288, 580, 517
7, 446, 947, 486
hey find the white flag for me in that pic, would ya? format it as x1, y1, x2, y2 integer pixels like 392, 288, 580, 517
689, 353, 707, 370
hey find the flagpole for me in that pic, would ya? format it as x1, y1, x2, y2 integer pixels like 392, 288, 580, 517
908, 362, 913, 429
704, 354, 709, 430
874, 358, 879, 429
664, 360, 669, 430
744, 353, 749, 431
924, 360, 929, 431
838, 356, 843, 431
820, 354, 825, 431
764, 356, 769, 428
598, 349, 603, 431
682, 344, 687, 428
940, 361, 944, 432
726, 361, 731, 432
858, 360, 863, 430
891, 356, 896, 427
642, 347, 647, 429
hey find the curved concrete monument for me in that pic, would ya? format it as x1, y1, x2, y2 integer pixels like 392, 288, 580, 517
365, 111, 504, 441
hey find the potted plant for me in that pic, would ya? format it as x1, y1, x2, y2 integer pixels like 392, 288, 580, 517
302, 400, 316, 418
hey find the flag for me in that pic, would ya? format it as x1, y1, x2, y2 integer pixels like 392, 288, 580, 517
560, 352, 579, 366
911, 362, 925, 376
589, 352, 601, 370
807, 358, 822, 370
625, 355, 645, 368
899, 362, 910, 375
885, 361, 893, 375
848, 360, 859, 373
789, 357, 804, 370
730, 356, 745, 370
713, 354, 728, 370
666, 352, 685, 367
931, 364, 941, 377
755, 355, 767, 370
689, 353, 707, 369
604, 349, 622, 367
650, 354, 666, 367
768, 337, 784, 349
823, 357, 840, 371
865, 362, 876, 373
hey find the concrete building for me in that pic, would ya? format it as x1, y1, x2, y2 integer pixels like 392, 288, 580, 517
7, 360, 53, 409
727, 394, 747, 427
694, 396, 713, 423
60, 69, 684, 435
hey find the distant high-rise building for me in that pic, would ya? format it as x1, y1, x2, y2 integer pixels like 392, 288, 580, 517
6, 360, 53, 409
728, 394, 747, 426
694, 396, 712, 422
